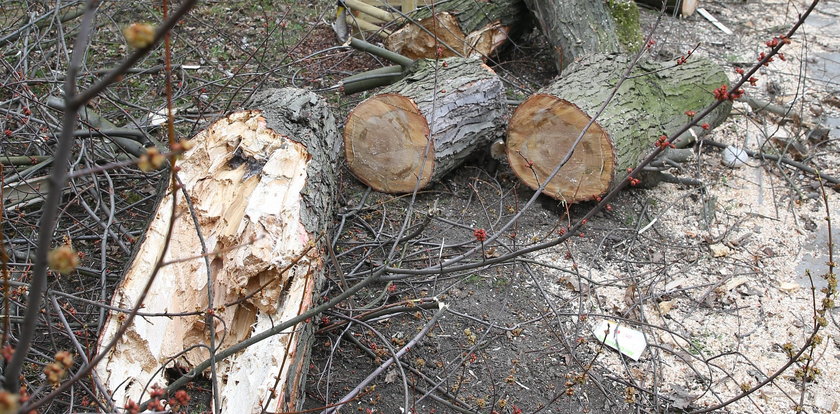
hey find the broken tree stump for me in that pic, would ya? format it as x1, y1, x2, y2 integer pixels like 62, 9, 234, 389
96, 88, 340, 413
344, 57, 506, 193
382, 0, 527, 60
506, 53, 731, 203
524, 0, 642, 71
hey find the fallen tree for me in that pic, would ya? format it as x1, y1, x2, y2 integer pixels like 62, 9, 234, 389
343, 57, 506, 193
506, 53, 731, 203
96, 88, 340, 413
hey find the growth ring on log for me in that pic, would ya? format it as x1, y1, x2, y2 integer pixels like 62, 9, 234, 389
344, 58, 506, 194
344, 93, 433, 193
506, 96, 615, 203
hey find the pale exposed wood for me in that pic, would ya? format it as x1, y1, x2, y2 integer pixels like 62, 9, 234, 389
97, 88, 339, 413
344, 58, 506, 193
682, 0, 699, 16
383, 0, 526, 60
506, 53, 731, 203
385, 12, 466, 59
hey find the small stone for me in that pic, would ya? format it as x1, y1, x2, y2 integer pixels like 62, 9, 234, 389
721, 145, 749, 168
710, 243, 731, 257
778, 282, 799, 292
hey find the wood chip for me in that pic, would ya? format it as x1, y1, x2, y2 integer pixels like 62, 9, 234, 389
710, 243, 732, 257
716, 276, 750, 294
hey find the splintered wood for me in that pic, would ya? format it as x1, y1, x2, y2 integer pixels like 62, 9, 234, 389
97, 88, 338, 413
377, 0, 527, 60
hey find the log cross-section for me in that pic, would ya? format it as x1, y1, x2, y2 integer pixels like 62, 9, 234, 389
96, 88, 340, 413
344, 57, 506, 193
506, 53, 731, 203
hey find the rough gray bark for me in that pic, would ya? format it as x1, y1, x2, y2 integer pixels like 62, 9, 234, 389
344, 57, 506, 193
506, 53, 731, 203
524, 0, 623, 71
96, 88, 339, 413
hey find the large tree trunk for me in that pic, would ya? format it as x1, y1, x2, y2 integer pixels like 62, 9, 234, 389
96, 88, 339, 413
344, 57, 506, 193
524, 0, 641, 71
372, 0, 528, 60
506, 53, 731, 203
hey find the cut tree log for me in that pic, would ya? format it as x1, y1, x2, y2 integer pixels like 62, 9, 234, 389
506, 53, 731, 203
381, 0, 527, 60
524, 0, 642, 71
96, 88, 340, 413
344, 57, 506, 193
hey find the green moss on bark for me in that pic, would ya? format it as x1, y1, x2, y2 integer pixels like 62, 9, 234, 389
607, 0, 643, 52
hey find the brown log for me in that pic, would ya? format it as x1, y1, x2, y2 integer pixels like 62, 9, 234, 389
506, 53, 731, 203
96, 88, 340, 413
524, 0, 643, 71
344, 57, 506, 193
377, 0, 527, 60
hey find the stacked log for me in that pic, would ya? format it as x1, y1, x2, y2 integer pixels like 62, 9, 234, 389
343, 0, 527, 60
344, 57, 506, 193
506, 53, 731, 203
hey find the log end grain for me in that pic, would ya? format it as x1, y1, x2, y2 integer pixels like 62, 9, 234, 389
506, 95, 616, 203
344, 93, 434, 193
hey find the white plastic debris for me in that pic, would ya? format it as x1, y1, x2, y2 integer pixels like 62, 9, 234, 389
697, 8, 734, 35
146, 108, 178, 127
593, 320, 647, 361
721, 145, 749, 168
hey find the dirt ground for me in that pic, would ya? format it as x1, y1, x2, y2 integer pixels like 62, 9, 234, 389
301, 1, 840, 413
2, 0, 839, 413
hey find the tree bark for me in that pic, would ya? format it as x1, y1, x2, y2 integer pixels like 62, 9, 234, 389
524, 0, 641, 71
344, 57, 506, 193
506, 53, 731, 203
96, 88, 340, 413
381, 0, 527, 60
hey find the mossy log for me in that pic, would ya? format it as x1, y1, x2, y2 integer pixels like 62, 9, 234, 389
381, 0, 527, 60
524, 0, 643, 71
344, 57, 506, 193
506, 53, 731, 203
96, 88, 339, 413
